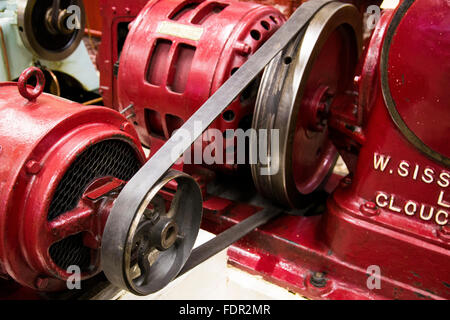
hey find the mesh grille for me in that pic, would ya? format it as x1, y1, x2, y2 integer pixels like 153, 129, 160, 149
48, 139, 141, 272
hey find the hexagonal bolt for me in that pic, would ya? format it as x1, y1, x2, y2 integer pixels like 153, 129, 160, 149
360, 201, 380, 216
25, 160, 41, 175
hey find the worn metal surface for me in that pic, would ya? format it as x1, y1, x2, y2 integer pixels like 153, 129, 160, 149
0, 68, 145, 292
97, 0, 149, 109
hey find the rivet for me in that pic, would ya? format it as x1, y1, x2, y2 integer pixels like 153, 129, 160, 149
234, 42, 251, 56
25, 160, 41, 174
120, 122, 134, 134
437, 226, 450, 242
360, 201, 379, 216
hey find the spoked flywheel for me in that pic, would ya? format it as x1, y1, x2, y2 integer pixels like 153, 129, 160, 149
251, 2, 362, 207
101, 170, 202, 296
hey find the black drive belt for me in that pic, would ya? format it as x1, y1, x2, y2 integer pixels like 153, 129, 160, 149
102, 0, 335, 292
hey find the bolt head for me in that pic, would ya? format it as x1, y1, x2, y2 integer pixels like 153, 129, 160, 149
360, 201, 379, 216
310, 272, 327, 288
35, 277, 49, 289
120, 122, 134, 134
25, 160, 41, 174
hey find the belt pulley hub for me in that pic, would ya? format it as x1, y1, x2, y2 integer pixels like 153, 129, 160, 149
17, 0, 86, 61
102, 170, 203, 296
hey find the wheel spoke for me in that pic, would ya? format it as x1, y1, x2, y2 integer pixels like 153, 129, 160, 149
46, 205, 95, 246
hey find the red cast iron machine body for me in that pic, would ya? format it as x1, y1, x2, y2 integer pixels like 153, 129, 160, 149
109, 0, 449, 299
225, 0, 449, 299
0, 68, 146, 293
97, 0, 150, 110
324, 0, 449, 298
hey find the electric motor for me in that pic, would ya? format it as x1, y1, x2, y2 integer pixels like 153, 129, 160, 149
0, 68, 203, 295
117, 0, 286, 171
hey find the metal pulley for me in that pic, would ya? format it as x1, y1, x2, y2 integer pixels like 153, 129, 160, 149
251, 1, 362, 207
17, 0, 86, 61
100, 0, 342, 295
102, 170, 202, 296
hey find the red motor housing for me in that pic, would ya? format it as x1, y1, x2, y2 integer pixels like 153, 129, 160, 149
116, 0, 285, 170
0, 68, 145, 291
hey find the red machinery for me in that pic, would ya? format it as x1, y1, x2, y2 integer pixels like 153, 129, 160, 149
114, 0, 360, 206
1, 0, 447, 301
97, 0, 150, 110
208, 0, 450, 299
116, 0, 286, 171
0, 68, 203, 296
100, 0, 449, 300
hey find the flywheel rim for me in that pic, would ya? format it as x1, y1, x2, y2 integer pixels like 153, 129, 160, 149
251, 1, 362, 208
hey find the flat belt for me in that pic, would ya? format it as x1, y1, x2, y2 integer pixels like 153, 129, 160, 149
102, 0, 335, 291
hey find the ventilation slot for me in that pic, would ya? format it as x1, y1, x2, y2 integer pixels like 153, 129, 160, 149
146, 39, 172, 86
191, 3, 228, 25
145, 109, 165, 138
48, 140, 141, 272
117, 22, 130, 58
166, 114, 184, 137
167, 44, 196, 93
170, 1, 202, 20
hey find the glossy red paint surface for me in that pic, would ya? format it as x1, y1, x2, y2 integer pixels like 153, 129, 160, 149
0, 74, 145, 292
204, 0, 449, 299
97, 0, 149, 110
386, 0, 450, 159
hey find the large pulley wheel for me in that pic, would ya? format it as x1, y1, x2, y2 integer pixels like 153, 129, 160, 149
251, 2, 362, 207
17, 0, 86, 61
101, 170, 202, 296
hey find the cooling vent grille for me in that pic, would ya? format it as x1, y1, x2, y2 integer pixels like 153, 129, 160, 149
48, 139, 141, 272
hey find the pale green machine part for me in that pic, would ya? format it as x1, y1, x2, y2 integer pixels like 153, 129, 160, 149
0, 0, 98, 92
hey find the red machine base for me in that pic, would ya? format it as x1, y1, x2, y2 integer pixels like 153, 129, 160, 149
200, 193, 446, 300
